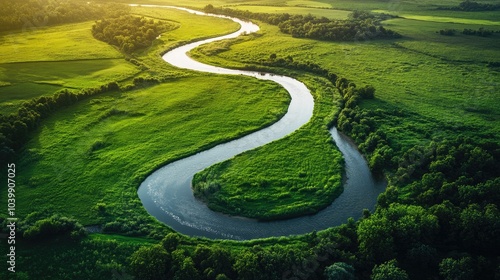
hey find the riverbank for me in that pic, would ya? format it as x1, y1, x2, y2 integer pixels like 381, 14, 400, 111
137, 6, 384, 239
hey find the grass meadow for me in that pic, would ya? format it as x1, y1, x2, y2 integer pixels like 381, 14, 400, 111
193, 75, 343, 220
192, 8, 500, 150
4, 75, 289, 225
0, 21, 138, 114
2, 0, 496, 227
0, 7, 241, 114
0, 1, 499, 278
184, 0, 499, 216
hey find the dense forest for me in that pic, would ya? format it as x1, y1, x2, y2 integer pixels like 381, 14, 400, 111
92, 15, 175, 53
203, 5, 401, 41
0, 0, 129, 32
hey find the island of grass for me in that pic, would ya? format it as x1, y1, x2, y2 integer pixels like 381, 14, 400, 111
193, 75, 344, 221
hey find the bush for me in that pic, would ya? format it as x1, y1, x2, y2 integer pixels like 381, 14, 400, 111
22, 214, 87, 241
92, 15, 175, 53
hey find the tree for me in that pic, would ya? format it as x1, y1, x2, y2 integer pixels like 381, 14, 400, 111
439, 257, 474, 280
173, 257, 200, 280
162, 232, 181, 251
233, 250, 260, 280
324, 262, 356, 280
371, 260, 409, 280
358, 204, 439, 264
129, 244, 170, 280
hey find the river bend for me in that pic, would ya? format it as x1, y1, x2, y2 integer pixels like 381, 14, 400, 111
136, 5, 385, 240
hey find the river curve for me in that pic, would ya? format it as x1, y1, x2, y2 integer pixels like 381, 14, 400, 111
136, 5, 385, 240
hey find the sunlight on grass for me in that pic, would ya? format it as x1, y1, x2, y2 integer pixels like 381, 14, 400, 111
229, 5, 350, 19
374, 10, 500, 25
9, 76, 289, 225
0, 21, 122, 63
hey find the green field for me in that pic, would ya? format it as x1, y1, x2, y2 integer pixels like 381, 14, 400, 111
0, 7, 241, 114
1, 0, 499, 279
193, 75, 343, 220
229, 5, 351, 19
4, 75, 289, 225
0, 22, 123, 63
0, 21, 139, 114
192, 12, 500, 149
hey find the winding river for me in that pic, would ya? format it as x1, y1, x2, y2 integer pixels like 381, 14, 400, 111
136, 5, 386, 240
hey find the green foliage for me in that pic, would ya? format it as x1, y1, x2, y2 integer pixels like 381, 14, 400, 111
439, 256, 474, 280
21, 213, 87, 241
193, 76, 343, 220
462, 27, 498, 37
457, 0, 500, 11
129, 244, 171, 280
324, 262, 356, 280
0, 0, 129, 32
162, 232, 181, 251
1, 1, 499, 279
204, 5, 400, 41
371, 260, 409, 280
357, 204, 439, 264
92, 15, 176, 53
2, 75, 289, 231
0, 234, 147, 279
439, 29, 456, 36
0, 83, 119, 165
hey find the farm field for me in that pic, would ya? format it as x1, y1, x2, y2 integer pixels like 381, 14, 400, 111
0, 0, 499, 279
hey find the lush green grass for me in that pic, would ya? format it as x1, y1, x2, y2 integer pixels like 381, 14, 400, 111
0, 21, 122, 63
191, 13, 500, 150
286, 0, 333, 8
228, 5, 350, 19
193, 75, 343, 220
0, 234, 151, 279
131, 6, 240, 43
375, 10, 500, 25
2, 75, 289, 226
0, 7, 241, 115
0, 59, 139, 114
0, 21, 139, 114
384, 18, 500, 62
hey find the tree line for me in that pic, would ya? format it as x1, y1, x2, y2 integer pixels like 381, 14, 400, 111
203, 5, 401, 42
450, 0, 500, 11
0, 0, 129, 32
330, 67, 499, 279
438, 28, 499, 37
0, 74, 173, 168
220, 54, 500, 279
0, 82, 121, 166
92, 15, 176, 54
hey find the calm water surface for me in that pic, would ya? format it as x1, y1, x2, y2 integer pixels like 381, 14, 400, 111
137, 6, 385, 240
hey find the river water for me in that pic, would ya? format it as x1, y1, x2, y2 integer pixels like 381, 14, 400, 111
136, 5, 385, 240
